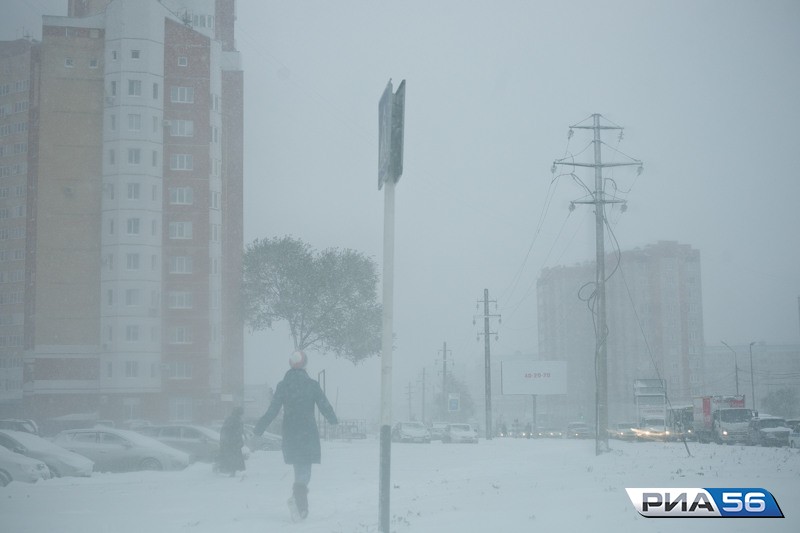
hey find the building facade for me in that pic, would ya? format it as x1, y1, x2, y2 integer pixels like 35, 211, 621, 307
536, 241, 705, 427
0, 0, 243, 425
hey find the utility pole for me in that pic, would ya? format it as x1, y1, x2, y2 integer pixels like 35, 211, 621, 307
420, 368, 426, 424
721, 341, 740, 395
475, 289, 500, 440
438, 342, 451, 416
553, 114, 642, 456
749, 341, 757, 412
405, 382, 413, 420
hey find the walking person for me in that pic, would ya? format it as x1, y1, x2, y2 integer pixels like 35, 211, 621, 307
254, 350, 338, 520
216, 406, 246, 476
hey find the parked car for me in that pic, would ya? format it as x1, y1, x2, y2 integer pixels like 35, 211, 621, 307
0, 445, 52, 486
391, 421, 431, 443
609, 422, 637, 441
137, 424, 222, 463
785, 419, 800, 433
746, 416, 792, 447
53, 427, 189, 472
0, 419, 39, 435
428, 422, 448, 441
566, 422, 592, 439
0, 429, 93, 477
243, 424, 282, 452
443, 423, 478, 443
789, 430, 800, 449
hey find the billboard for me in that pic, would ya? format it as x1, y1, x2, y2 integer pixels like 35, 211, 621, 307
500, 360, 567, 395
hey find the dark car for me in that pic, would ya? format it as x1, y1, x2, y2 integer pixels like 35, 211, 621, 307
747, 416, 791, 447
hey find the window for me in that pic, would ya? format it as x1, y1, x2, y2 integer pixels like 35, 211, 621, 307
170, 86, 194, 103
111, 50, 118, 60
131, 50, 140, 59
168, 222, 192, 239
128, 79, 141, 96
178, 56, 188, 67
126, 218, 140, 235
128, 148, 141, 164
169, 187, 193, 205
64, 57, 74, 68
125, 325, 139, 342
127, 114, 141, 131
169, 326, 193, 344
107, 289, 113, 306
110, 114, 116, 131
168, 291, 193, 309
110, 81, 117, 96
169, 256, 193, 274
109, 219, 115, 235
169, 154, 193, 170
152, 150, 158, 167
109, 149, 115, 165
125, 289, 139, 306
125, 361, 139, 378
89, 58, 98, 69
169, 362, 192, 379
169, 120, 194, 137
152, 83, 158, 100
127, 183, 140, 200
211, 191, 220, 209
126, 253, 140, 270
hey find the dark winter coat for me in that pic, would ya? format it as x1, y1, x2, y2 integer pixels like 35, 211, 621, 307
217, 410, 246, 473
254, 368, 338, 465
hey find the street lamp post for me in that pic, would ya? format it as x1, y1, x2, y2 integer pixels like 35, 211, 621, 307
749, 342, 756, 412
721, 341, 739, 396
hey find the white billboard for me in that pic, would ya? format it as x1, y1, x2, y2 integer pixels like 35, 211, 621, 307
501, 360, 567, 395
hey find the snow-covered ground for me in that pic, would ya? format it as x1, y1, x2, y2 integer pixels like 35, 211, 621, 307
2, 437, 798, 532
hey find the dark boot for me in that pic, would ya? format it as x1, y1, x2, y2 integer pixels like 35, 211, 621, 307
293, 482, 308, 519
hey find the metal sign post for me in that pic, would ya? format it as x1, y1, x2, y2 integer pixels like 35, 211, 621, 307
378, 79, 405, 533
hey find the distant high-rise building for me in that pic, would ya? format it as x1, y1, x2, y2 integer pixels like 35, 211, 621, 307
536, 241, 705, 426
0, 0, 243, 424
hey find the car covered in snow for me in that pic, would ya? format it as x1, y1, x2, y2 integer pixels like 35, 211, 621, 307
442, 423, 478, 444
136, 424, 222, 463
746, 416, 792, 447
0, 445, 52, 486
0, 429, 93, 477
53, 427, 190, 472
391, 421, 431, 443
428, 422, 448, 441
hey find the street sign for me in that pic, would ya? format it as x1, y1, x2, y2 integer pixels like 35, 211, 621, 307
448, 393, 460, 412
378, 79, 405, 189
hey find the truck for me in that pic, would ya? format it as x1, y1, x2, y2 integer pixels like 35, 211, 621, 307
633, 379, 668, 440
692, 395, 752, 444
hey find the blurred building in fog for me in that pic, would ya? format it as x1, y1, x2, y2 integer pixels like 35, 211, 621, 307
0, 0, 243, 424
536, 241, 705, 427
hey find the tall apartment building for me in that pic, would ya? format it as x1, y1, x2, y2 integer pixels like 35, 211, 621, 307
536, 241, 705, 426
0, 0, 243, 424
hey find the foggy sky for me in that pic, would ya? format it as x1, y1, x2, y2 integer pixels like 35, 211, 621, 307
5, 0, 800, 422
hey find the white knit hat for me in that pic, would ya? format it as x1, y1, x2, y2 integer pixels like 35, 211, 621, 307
289, 350, 307, 369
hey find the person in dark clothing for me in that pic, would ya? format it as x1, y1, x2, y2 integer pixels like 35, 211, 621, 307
216, 406, 246, 476
254, 350, 338, 520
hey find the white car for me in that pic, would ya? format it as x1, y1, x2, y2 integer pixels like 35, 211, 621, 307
391, 422, 431, 443
53, 427, 190, 472
0, 445, 52, 486
443, 423, 479, 444
788, 430, 800, 449
0, 429, 93, 477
